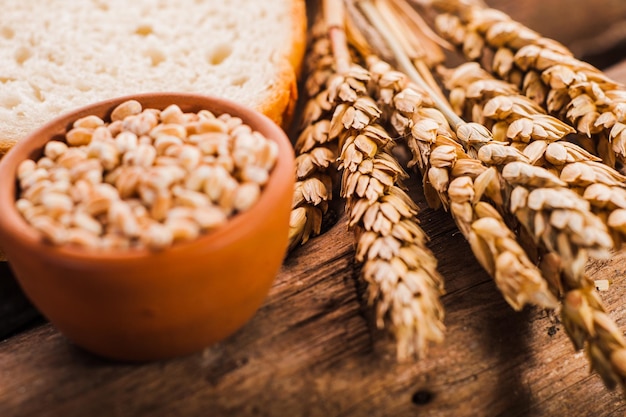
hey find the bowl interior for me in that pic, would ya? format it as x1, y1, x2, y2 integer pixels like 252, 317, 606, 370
0, 92, 295, 262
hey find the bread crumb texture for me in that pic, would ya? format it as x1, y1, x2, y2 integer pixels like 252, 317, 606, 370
0, 0, 303, 152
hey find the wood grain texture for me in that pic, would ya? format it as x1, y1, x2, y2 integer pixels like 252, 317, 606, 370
2, 174, 626, 417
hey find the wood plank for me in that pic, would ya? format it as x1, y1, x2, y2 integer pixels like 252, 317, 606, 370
2, 174, 626, 416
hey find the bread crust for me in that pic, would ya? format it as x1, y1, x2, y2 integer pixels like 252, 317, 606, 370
257, 58, 299, 128
258, 0, 307, 129
287, 0, 308, 77
0, 139, 16, 158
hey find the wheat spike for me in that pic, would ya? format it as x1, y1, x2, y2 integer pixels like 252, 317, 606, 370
326, 0, 446, 360
361, 0, 561, 311
432, 1, 626, 168
364, 2, 613, 275
411, 63, 615, 276
388, 81, 558, 310
358, 0, 626, 394
289, 18, 339, 250
450, 118, 614, 287
562, 285, 626, 390
333, 65, 446, 360
438, 61, 626, 388
441, 62, 626, 246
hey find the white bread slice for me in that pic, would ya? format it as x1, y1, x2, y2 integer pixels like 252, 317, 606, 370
0, 0, 307, 157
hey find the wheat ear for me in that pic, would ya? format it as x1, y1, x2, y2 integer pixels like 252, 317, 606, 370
289, 17, 341, 250
360, 0, 626, 394
381, 63, 558, 310
435, 60, 626, 390
432, 1, 626, 168
325, 0, 446, 360
362, 1, 614, 280
441, 62, 626, 246
359, 1, 558, 311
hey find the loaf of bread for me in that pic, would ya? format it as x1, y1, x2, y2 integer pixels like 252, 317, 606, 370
0, 0, 307, 156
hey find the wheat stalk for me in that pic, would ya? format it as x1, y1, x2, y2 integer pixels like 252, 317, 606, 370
440, 62, 626, 246
360, 2, 558, 311
289, 18, 339, 250
431, 0, 626, 169
434, 60, 626, 389
323, 0, 447, 360
358, 0, 626, 393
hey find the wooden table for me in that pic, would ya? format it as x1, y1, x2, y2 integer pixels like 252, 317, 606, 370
2, 170, 626, 416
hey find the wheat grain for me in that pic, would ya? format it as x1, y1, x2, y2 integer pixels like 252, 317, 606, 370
17, 103, 276, 251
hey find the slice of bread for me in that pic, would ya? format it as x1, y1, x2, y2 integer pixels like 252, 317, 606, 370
0, 0, 307, 157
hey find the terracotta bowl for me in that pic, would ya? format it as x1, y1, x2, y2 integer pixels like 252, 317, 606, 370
0, 92, 295, 361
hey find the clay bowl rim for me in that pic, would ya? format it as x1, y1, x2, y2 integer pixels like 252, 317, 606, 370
0, 92, 295, 264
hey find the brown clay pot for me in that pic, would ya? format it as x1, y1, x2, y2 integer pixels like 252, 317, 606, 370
0, 92, 295, 361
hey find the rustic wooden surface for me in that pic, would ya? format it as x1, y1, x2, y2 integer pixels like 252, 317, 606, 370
2, 174, 626, 417
4, 3, 626, 417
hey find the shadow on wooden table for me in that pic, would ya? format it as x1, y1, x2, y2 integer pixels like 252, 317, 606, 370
0, 262, 42, 340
